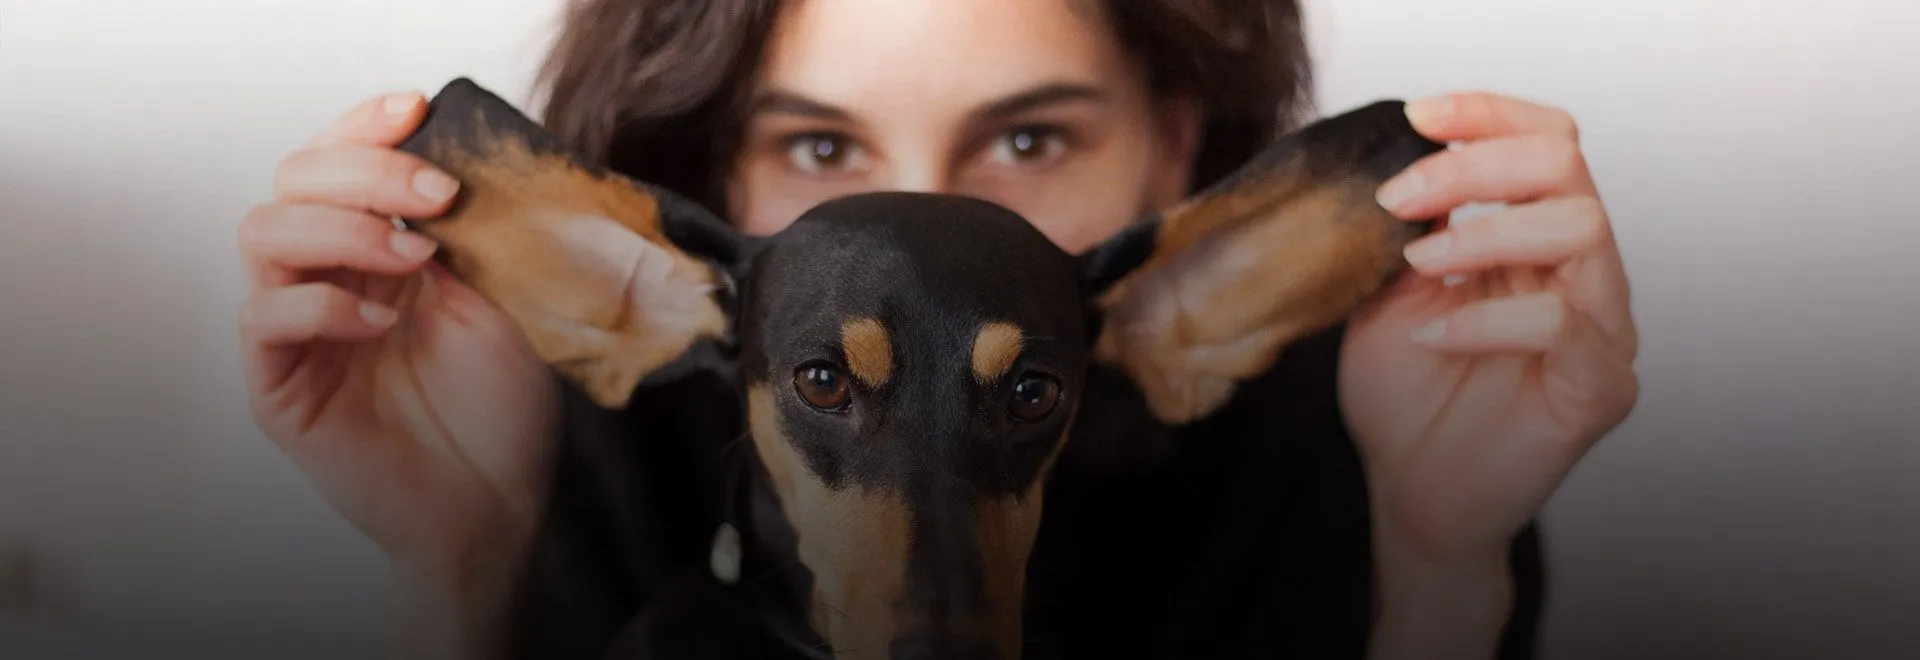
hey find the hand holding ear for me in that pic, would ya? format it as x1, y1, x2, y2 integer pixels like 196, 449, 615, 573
242, 79, 742, 659
237, 92, 561, 655
1337, 92, 1640, 656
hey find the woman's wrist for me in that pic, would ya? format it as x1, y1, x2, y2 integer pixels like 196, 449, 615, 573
1368, 530, 1515, 660
386, 538, 533, 660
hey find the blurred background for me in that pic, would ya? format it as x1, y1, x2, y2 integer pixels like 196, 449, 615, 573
1, 0, 1915, 658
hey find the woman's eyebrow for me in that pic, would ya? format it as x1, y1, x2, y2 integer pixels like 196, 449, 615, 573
749, 82, 1107, 127
965, 82, 1109, 126
751, 89, 855, 122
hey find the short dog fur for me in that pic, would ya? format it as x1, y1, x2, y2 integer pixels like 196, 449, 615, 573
394, 78, 1540, 660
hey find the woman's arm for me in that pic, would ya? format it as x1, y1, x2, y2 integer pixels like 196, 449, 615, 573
1372, 522, 1548, 660
1368, 538, 1516, 660
386, 535, 536, 660
388, 567, 512, 660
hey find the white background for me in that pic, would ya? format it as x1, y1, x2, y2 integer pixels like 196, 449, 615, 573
1, 1, 1916, 658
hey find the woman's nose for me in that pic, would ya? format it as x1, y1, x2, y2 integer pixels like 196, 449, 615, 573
883, 157, 953, 195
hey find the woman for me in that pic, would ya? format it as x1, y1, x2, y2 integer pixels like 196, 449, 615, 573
235, 0, 1639, 658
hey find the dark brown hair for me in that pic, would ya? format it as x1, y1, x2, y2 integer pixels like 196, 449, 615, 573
535, 0, 1314, 215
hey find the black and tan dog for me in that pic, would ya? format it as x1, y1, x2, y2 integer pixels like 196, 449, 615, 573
394, 78, 1473, 660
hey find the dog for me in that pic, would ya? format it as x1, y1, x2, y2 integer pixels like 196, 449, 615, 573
392, 78, 1538, 660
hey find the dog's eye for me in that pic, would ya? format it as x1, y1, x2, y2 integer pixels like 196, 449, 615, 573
1008, 373, 1062, 422
794, 362, 852, 412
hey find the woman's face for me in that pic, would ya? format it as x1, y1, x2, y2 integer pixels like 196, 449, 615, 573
726, 0, 1201, 255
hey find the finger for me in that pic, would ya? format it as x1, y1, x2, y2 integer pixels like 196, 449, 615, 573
240, 203, 440, 289
1414, 289, 1636, 412
274, 145, 461, 219
240, 281, 401, 393
308, 91, 428, 149
1400, 196, 1609, 276
240, 282, 401, 349
1428, 290, 1640, 438
1376, 133, 1594, 219
1410, 290, 1578, 354
1404, 91, 1580, 143
1563, 241, 1639, 361
1413, 197, 1635, 358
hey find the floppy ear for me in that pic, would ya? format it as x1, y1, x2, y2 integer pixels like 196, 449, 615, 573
1080, 100, 1446, 424
394, 78, 758, 409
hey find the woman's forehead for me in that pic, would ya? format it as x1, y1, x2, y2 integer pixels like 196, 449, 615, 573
756, 0, 1141, 117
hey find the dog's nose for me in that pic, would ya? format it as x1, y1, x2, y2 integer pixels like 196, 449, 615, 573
888, 631, 1006, 660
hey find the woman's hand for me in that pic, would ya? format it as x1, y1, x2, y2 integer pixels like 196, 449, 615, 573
1338, 91, 1640, 657
237, 91, 560, 657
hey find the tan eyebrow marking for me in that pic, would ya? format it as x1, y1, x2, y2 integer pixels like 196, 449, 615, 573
971, 322, 1025, 385
841, 317, 894, 389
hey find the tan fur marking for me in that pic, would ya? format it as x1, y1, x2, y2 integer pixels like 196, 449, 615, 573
969, 412, 1072, 657
840, 317, 894, 389
406, 118, 729, 408
970, 322, 1025, 385
747, 385, 912, 659
1095, 155, 1420, 423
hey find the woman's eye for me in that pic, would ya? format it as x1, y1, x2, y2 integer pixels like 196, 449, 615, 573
987, 126, 1066, 166
1007, 372, 1063, 422
794, 361, 853, 412
785, 133, 868, 174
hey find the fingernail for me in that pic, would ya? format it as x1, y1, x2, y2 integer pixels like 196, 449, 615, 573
383, 93, 418, 116
360, 301, 398, 327
1376, 170, 1424, 212
1411, 318, 1448, 344
412, 169, 459, 202
390, 230, 438, 261
1403, 233, 1450, 267
1405, 96, 1450, 128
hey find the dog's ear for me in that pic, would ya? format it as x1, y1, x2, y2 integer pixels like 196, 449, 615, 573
394, 78, 760, 409
1079, 100, 1446, 425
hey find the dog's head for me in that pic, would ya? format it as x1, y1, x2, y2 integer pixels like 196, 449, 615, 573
731, 193, 1088, 658
397, 78, 1441, 659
